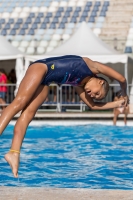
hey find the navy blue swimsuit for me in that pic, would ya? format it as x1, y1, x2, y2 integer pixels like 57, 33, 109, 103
31, 55, 94, 86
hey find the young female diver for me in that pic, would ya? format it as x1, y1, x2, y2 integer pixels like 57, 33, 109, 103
0, 55, 129, 177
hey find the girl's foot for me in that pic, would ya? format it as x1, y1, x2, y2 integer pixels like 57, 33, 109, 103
4, 151, 20, 178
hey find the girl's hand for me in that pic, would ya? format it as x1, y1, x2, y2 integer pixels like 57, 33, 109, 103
117, 91, 129, 107
115, 99, 125, 108
122, 95, 129, 106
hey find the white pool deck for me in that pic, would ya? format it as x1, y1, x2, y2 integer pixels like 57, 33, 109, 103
11, 112, 133, 126
0, 187, 133, 200
32, 112, 133, 120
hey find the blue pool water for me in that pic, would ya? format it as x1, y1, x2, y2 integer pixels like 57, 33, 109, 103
0, 124, 133, 189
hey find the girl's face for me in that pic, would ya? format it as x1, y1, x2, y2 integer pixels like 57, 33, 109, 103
84, 78, 105, 100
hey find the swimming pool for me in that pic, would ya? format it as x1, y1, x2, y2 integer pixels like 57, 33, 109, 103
0, 124, 133, 189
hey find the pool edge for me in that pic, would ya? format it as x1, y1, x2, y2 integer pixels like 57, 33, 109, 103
0, 187, 133, 200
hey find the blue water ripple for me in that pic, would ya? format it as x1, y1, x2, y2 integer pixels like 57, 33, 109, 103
0, 124, 133, 189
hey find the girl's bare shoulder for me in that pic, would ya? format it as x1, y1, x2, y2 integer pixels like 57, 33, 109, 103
82, 57, 97, 74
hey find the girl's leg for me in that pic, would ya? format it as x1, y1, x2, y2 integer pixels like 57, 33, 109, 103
113, 110, 119, 125
5, 84, 49, 177
0, 63, 47, 135
124, 114, 127, 125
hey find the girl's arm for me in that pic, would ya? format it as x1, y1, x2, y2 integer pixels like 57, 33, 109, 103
75, 86, 125, 110
83, 57, 129, 105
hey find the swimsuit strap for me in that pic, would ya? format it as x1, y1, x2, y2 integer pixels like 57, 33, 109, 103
10, 149, 20, 154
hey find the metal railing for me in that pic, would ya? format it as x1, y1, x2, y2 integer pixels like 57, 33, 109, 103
0, 83, 131, 112
0, 83, 16, 106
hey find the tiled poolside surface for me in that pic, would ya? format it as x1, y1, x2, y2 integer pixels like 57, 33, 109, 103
0, 187, 133, 200
14, 112, 133, 119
